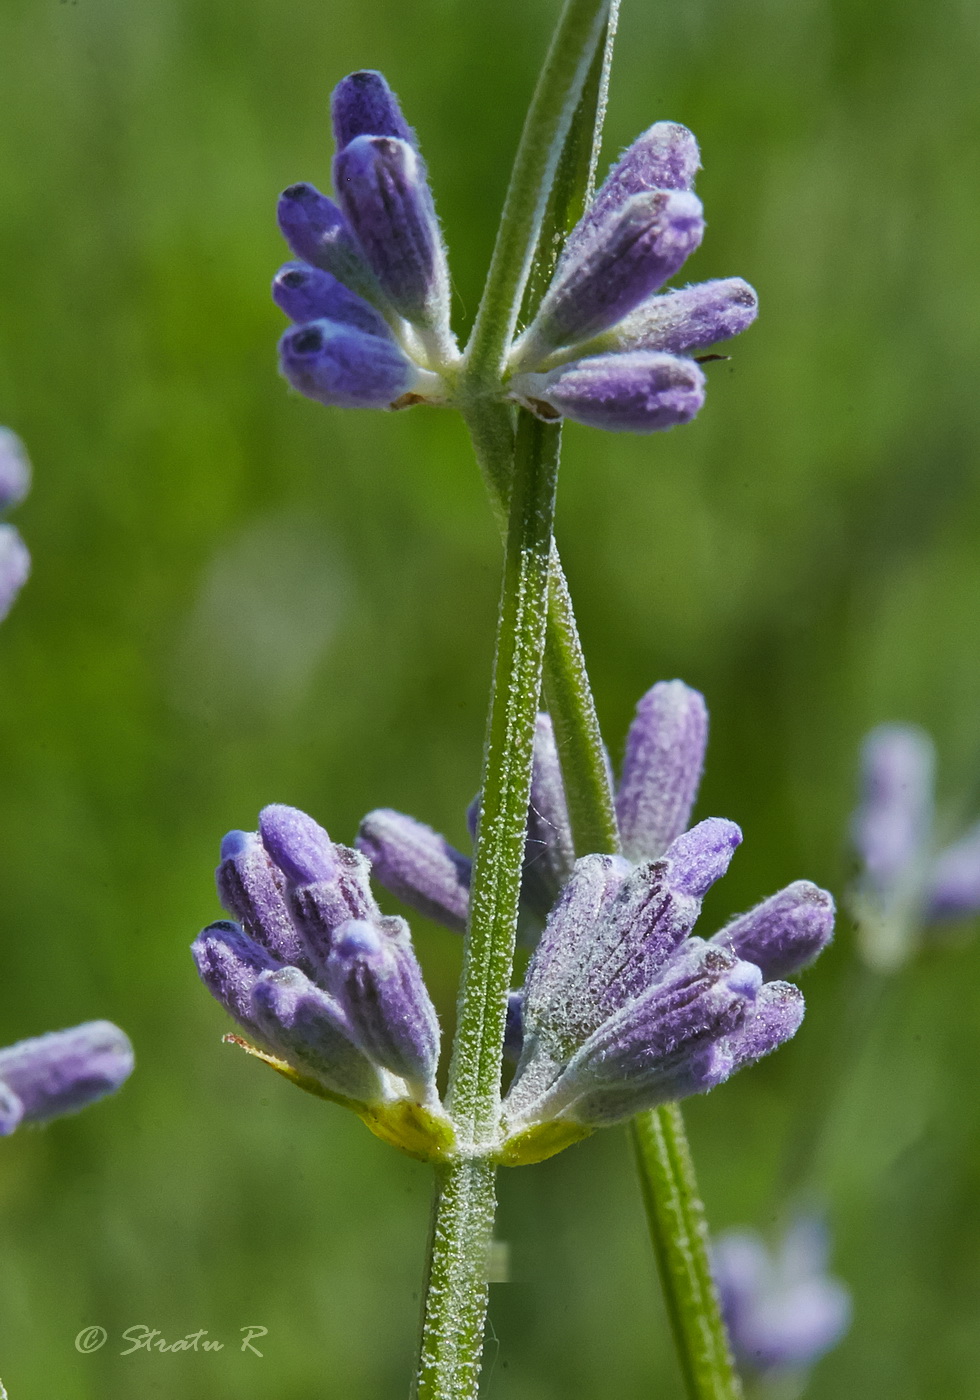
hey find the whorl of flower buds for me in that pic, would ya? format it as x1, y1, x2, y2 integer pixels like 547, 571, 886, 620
193, 803, 444, 1115
273, 76, 757, 433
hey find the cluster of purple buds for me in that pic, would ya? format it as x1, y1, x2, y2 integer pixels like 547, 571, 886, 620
192, 805, 452, 1156
0, 1021, 134, 1135
274, 72, 757, 433
358, 680, 834, 1159
0, 428, 31, 622
850, 724, 980, 969
712, 1216, 851, 1381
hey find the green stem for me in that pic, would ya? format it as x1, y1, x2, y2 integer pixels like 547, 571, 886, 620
413, 414, 560, 1399
413, 1160, 497, 1400
448, 412, 561, 1144
463, 0, 613, 391
633, 1107, 743, 1400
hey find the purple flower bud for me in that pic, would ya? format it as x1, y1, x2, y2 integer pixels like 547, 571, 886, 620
664, 818, 743, 897
278, 320, 426, 410
510, 351, 706, 434
720, 979, 805, 1072
333, 135, 451, 335
515, 941, 760, 1128
600, 278, 759, 356
616, 680, 709, 861
259, 804, 337, 886
356, 808, 471, 934
926, 820, 980, 919
282, 848, 380, 976
325, 918, 440, 1096
0, 1021, 134, 1128
580, 122, 701, 232
0, 524, 30, 622
0, 428, 31, 511
522, 713, 576, 916
272, 262, 394, 340
277, 183, 382, 304
712, 882, 835, 981
852, 724, 935, 898
250, 965, 386, 1104
517, 190, 704, 360
713, 1217, 851, 1376
331, 70, 415, 150
215, 829, 313, 974
191, 920, 282, 1031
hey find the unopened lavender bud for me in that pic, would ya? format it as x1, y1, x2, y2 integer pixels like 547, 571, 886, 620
521, 941, 760, 1127
333, 136, 450, 334
713, 1217, 851, 1376
852, 724, 934, 897
0, 428, 31, 511
259, 804, 336, 886
278, 320, 431, 410
277, 183, 382, 304
331, 70, 415, 150
599, 278, 759, 356
216, 829, 312, 974
272, 262, 394, 339
664, 817, 742, 897
523, 713, 575, 915
712, 882, 835, 980
522, 853, 632, 1035
0, 525, 30, 622
356, 808, 471, 934
926, 820, 980, 919
617, 680, 708, 861
191, 920, 281, 1030
721, 979, 805, 1072
511, 351, 705, 434
584, 121, 701, 227
518, 190, 704, 360
0, 1021, 134, 1127
250, 965, 386, 1104
326, 918, 440, 1096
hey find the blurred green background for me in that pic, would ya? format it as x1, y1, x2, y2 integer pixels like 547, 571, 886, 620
1, 0, 979, 1395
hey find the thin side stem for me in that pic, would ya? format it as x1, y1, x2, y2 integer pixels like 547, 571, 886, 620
462, 0, 612, 390
633, 1107, 743, 1400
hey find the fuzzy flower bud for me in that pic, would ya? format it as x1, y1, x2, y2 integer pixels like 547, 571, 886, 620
0, 1022, 133, 1132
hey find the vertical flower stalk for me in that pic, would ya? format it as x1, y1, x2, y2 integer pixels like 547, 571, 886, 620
414, 5, 615, 1395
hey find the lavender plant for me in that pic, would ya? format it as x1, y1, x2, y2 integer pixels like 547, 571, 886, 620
191, 5, 836, 1395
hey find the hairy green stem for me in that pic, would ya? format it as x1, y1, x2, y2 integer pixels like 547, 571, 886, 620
413, 1159, 497, 1400
447, 413, 561, 1144
463, 0, 613, 390
634, 1108, 743, 1400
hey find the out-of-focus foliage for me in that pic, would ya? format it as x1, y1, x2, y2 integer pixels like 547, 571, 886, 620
0, 0, 978, 1395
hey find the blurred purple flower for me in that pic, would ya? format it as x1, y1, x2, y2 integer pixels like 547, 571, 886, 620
0, 428, 31, 622
851, 723, 980, 967
713, 1216, 851, 1379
